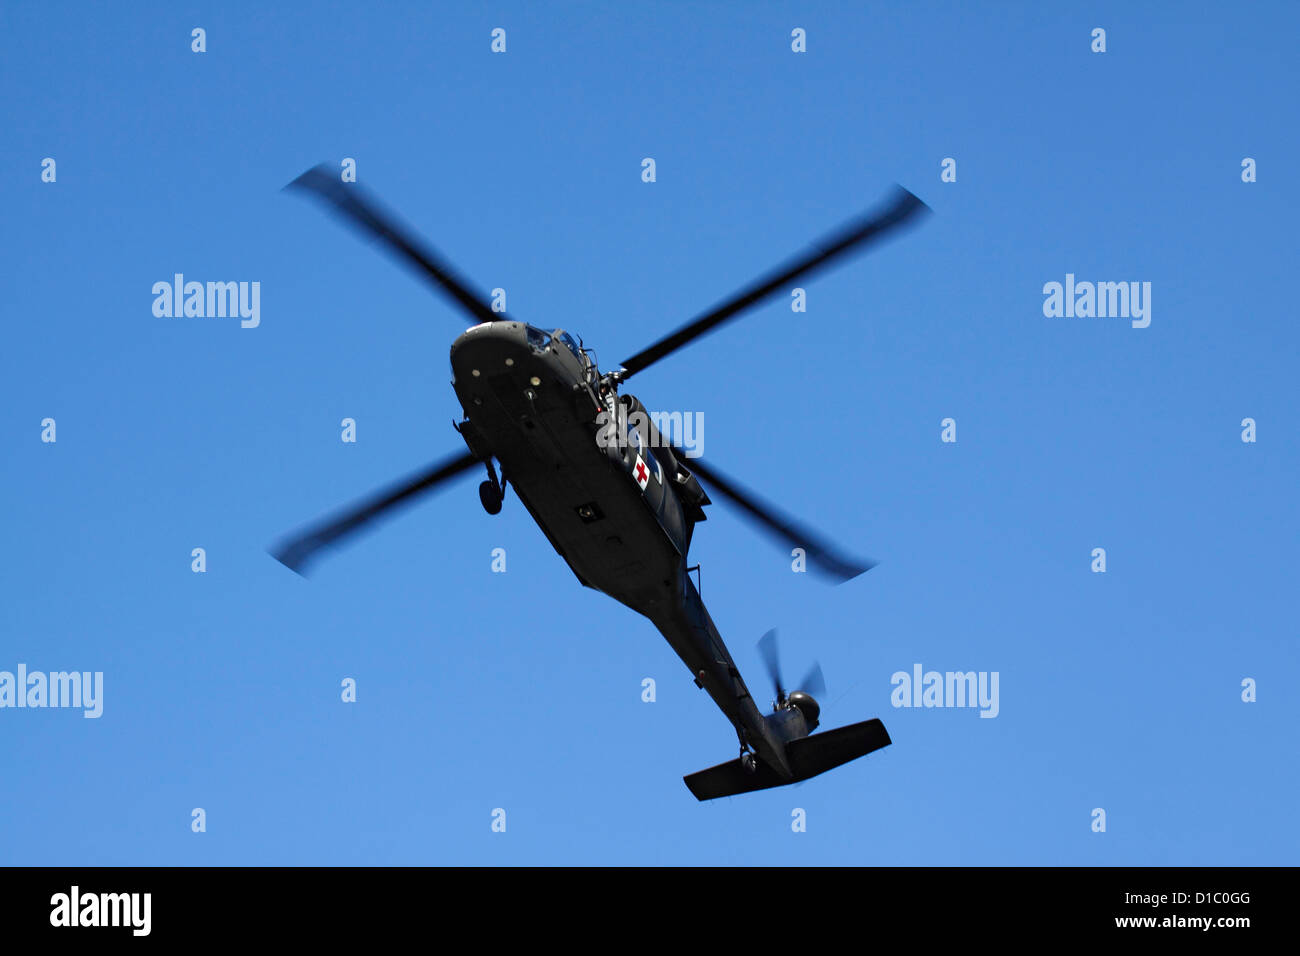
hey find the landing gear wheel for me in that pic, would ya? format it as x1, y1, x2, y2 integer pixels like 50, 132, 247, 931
479, 480, 503, 515
741, 752, 758, 775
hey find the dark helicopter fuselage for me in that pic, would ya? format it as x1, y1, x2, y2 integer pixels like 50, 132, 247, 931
449, 320, 809, 776
274, 166, 918, 796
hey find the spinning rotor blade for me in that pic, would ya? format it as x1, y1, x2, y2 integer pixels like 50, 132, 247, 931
617, 185, 929, 378
271, 450, 480, 575
285, 164, 510, 325
799, 661, 827, 700
758, 631, 827, 710
683, 455, 875, 583
757, 629, 785, 704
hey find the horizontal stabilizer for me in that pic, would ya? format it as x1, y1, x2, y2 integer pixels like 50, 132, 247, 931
684, 718, 891, 801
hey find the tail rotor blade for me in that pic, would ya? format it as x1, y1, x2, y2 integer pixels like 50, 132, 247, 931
799, 661, 826, 700
757, 629, 785, 704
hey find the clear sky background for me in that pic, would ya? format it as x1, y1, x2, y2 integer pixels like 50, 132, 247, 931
2, 2, 1296, 865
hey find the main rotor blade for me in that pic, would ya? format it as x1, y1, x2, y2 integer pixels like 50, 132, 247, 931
618, 185, 929, 378
285, 164, 510, 325
271, 450, 480, 575
757, 629, 785, 704
799, 661, 826, 700
684, 455, 875, 583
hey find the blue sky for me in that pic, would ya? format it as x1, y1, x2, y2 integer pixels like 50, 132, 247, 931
2, 1, 1296, 865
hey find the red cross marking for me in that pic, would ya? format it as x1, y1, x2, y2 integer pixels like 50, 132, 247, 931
636, 462, 648, 483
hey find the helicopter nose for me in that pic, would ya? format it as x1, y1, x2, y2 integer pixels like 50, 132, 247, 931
449, 321, 533, 381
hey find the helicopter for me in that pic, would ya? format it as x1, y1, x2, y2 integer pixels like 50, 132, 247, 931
271, 165, 929, 799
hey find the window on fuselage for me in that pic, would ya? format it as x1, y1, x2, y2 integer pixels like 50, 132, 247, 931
549, 329, 582, 362
526, 326, 550, 350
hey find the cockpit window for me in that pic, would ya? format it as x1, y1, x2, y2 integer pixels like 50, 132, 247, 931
526, 326, 550, 350
549, 329, 582, 362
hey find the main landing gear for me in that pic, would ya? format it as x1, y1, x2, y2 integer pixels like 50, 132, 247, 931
737, 728, 758, 774
479, 459, 505, 515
